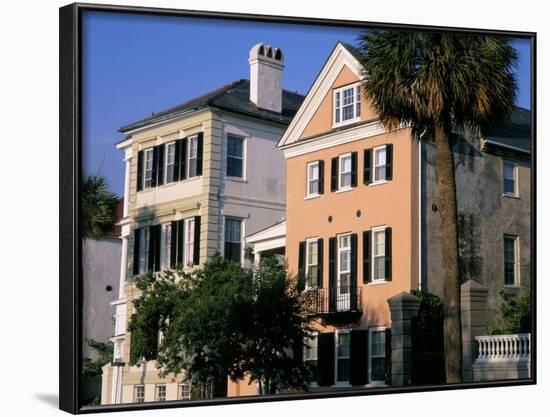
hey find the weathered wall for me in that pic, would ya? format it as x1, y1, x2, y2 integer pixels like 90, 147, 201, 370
422, 132, 531, 327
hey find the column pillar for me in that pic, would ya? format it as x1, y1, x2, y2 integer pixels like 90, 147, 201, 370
461, 280, 489, 382
387, 292, 421, 386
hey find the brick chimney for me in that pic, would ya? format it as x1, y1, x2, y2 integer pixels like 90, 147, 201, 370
248, 43, 284, 113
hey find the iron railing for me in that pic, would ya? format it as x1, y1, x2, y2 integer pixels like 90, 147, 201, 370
305, 286, 362, 315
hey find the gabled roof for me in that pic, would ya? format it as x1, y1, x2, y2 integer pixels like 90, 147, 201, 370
119, 79, 304, 133
277, 42, 364, 149
483, 106, 532, 153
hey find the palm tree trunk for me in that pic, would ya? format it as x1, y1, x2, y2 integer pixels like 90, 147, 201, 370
434, 123, 463, 384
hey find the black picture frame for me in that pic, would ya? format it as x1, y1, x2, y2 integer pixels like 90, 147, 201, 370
60, 2, 536, 414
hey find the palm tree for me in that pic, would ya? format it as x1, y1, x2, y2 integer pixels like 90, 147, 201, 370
81, 174, 119, 239
357, 31, 517, 383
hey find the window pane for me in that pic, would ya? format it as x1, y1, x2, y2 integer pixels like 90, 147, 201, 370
343, 88, 354, 105
337, 359, 350, 382
371, 357, 385, 381
338, 333, 350, 356
228, 135, 243, 157
309, 179, 319, 195
185, 219, 194, 266
189, 137, 198, 158
374, 257, 385, 281
162, 224, 171, 269
227, 157, 243, 177
504, 162, 515, 179
309, 163, 319, 180
166, 143, 175, 182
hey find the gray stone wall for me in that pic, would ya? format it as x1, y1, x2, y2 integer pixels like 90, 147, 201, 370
422, 131, 531, 328
82, 237, 122, 359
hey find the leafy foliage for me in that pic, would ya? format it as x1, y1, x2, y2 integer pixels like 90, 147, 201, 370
128, 253, 314, 396
81, 174, 119, 239
488, 288, 532, 335
357, 30, 518, 138
82, 339, 114, 379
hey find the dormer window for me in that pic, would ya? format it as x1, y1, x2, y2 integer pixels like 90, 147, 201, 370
334, 83, 361, 127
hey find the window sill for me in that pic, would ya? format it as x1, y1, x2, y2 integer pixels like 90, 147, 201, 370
365, 382, 387, 388
369, 180, 388, 187
304, 194, 321, 200
227, 176, 247, 183
503, 193, 520, 199
332, 118, 361, 129
503, 284, 521, 289
335, 187, 353, 194
367, 280, 389, 286
331, 383, 352, 388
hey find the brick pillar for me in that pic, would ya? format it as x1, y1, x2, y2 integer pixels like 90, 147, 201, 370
461, 280, 489, 382
387, 292, 421, 386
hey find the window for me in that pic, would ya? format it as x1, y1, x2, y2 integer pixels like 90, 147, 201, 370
134, 385, 145, 403
335, 331, 351, 384
339, 154, 352, 190
504, 235, 519, 286
334, 84, 361, 126
155, 385, 166, 402
503, 160, 517, 196
373, 229, 386, 281
304, 333, 319, 386
188, 135, 198, 178
165, 142, 176, 183
307, 161, 320, 196
337, 234, 351, 311
369, 329, 386, 383
184, 218, 195, 267
227, 134, 244, 178
178, 384, 191, 400
224, 218, 242, 263
144, 148, 154, 189
138, 227, 150, 274
374, 146, 387, 182
161, 224, 171, 270
305, 239, 319, 289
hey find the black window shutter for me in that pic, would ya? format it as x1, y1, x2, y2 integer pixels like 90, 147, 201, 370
328, 237, 336, 311
133, 228, 141, 275
151, 147, 159, 187
137, 151, 144, 192
363, 231, 372, 283
385, 227, 392, 281
180, 138, 188, 181
317, 238, 324, 288
363, 149, 372, 185
193, 215, 201, 265
350, 330, 368, 385
298, 241, 306, 291
330, 157, 338, 192
173, 140, 180, 182
170, 221, 178, 268
385, 144, 393, 181
385, 328, 392, 385
350, 233, 358, 310
318, 160, 325, 194
157, 144, 165, 186
351, 151, 358, 187
177, 220, 184, 265
317, 332, 335, 386
147, 225, 161, 272
196, 132, 204, 176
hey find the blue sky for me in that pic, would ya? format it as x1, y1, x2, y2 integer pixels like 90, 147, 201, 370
82, 11, 531, 196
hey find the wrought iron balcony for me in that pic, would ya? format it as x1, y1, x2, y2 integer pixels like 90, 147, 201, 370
305, 286, 362, 319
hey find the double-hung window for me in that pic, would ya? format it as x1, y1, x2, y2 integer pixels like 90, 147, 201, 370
304, 333, 319, 386
155, 385, 166, 402
504, 235, 519, 286
138, 227, 150, 274
307, 161, 320, 196
161, 223, 171, 270
372, 228, 386, 282
224, 218, 242, 263
144, 148, 154, 189
165, 142, 176, 183
337, 234, 351, 311
134, 385, 145, 403
305, 239, 319, 289
178, 384, 191, 400
188, 135, 198, 178
339, 154, 352, 190
334, 84, 361, 126
227, 134, 244, 178
503, 160, 518, 196
369, 328, 386, 384
373, 146, 387, 182
335, 331, 351, 384
184, 218, 195, 267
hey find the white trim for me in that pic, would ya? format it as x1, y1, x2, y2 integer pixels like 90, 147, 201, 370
332, 82, 362, 128
278, 43, 364, 148
503, 234, 520, 287
184, 217, 195, 267
372, 144, 388, 184
282, 120, 390, 159
143, 148, 154, 189
371, 226, 387, 283
503, 159, 519, 198
305, 237, 320, 290
333, 329, 352, 387
226, 132, 247, 180
120, 108, 209, 136
164, 141, 176, 183
338, 152, 353, 191
306, 160, 321, 197
303, 331, 319, 388
223, 216, 244, 265
187, 134, 199, 178
368, 326, 387, 385
482, 138, 531, 155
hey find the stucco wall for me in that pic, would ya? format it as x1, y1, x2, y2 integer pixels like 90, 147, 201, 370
82, 237, 122, 358
422, 132, 531, 327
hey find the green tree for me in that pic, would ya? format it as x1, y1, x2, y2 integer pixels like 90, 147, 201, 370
488, 289, 532, 335
358, 31, 517, 383
128, 254, 314, 398
81, 174, 119, 239
82, 339, 113, 405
